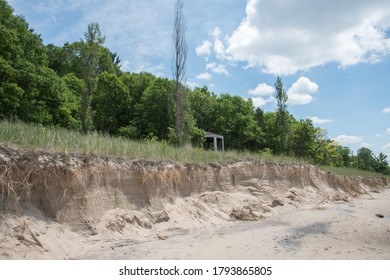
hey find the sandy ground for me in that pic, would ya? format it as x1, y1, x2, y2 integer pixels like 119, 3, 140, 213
2, 143, 388, 260
82, 188, 390, 260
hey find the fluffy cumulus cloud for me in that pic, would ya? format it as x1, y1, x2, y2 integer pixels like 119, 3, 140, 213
248, 82, 275, 107
250, 96, 275, 108
251, 97, 267, 108
287, 77, 318, 105
310, 116, 332, 125
333, 135, 363, 144
196, 72, 212, 80
383, 107, 390, 113
194, 26, 234, 80
226, 0, 390, 75
195, 27, 234, 62
196, 40, 212, 57
211, 27, 234, 62
206, 62, 229, 76
249, 83, 274, 96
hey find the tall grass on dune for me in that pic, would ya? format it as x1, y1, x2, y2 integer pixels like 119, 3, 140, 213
319, 165, 390, 179
0, 120, 281, 164
1, 120, 387, 180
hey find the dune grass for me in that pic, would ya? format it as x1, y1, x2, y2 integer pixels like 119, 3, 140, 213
319, 165, 390, 179
0, 120, 298, 164
0, 120, 388, 180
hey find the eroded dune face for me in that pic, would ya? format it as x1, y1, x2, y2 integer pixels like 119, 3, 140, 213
0, 143, 388, 259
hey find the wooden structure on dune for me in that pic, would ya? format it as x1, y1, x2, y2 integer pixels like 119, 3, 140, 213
204, 132, 224, 152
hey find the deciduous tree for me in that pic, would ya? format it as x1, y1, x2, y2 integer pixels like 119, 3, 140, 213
172, 0, 188, 144
78, 23, 105, 134
274, 77, 289, 154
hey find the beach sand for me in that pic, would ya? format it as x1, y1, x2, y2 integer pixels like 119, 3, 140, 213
82, 188, 390, 260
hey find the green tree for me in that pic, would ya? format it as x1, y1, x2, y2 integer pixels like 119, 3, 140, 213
335, 146, 353, 167
189, 86, 218, 132
47, 44, 74, 76
120, 72, 156, 123
261, 112, 278, 153
134, 78, 174, 139
75, 23, 105, 134
274, 77, 289, 154
92, 71, 131, 134
0, 57, 23, 119
214, 94, 263, 150
375, 152, 389, 174
60, 73, 83, 129
356, 147, 376, 171
291, 119, 316, 158
0, 0, 75, 126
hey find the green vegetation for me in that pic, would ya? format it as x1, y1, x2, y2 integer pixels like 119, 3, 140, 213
0, 120, 303, 164
0, 0, 389, 175
319, 166, 390, 179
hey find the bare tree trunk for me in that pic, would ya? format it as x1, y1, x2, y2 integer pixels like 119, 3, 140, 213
172, 0, 187, 144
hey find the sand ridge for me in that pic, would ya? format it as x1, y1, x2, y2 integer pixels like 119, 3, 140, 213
0, 142, 388, 259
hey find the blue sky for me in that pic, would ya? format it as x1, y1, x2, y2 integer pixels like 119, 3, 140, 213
8, 0, 390, 157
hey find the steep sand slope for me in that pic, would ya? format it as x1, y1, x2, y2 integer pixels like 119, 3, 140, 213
0, 142, 388, 259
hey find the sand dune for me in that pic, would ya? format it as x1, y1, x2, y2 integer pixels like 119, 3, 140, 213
0, 143, 388, 259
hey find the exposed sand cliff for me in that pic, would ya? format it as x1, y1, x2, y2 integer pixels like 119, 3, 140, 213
0, 142, 388, 259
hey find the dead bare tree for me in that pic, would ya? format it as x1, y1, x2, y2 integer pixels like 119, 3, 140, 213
172, 0, 188, 144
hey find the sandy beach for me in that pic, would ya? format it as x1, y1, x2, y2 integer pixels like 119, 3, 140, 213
1, 143, 389, 260
83, 188, 390, 260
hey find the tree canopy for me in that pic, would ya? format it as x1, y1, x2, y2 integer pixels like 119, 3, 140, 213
0, 0, 388, 175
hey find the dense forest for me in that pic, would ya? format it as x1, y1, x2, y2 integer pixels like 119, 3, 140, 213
0, 0, 389, 174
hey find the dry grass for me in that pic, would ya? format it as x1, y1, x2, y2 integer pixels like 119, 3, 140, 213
0, 165, 33, 210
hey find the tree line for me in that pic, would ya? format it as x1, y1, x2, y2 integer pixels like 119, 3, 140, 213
0, 0, 388, 174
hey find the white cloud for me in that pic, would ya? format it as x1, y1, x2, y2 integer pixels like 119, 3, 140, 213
287, 77, 319, 105
383, 143, 390, 150
226, 0, 390, 75
196, 40, 212, 57
211, 27, 221, 38
206, 62, 229, 76
310, 116, 332, 124
251, 97, 267, 108
211, 27, 227, 61
249, 83, 274, 96
383, 108, 390, 113
208, 27, 235, 63
333, 135, 363, 144
196, 72, 212, 80
387, 128, 390, 135
250, 96, 275, 108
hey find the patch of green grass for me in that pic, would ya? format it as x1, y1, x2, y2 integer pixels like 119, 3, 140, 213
0, 120, 305, 164
1, 121, 387, 181
319, 165, 390, 179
